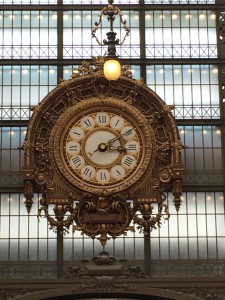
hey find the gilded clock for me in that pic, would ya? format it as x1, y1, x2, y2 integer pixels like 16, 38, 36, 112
50, 97, 155, 195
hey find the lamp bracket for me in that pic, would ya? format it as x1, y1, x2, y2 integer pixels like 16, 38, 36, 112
92, 0, 130, 48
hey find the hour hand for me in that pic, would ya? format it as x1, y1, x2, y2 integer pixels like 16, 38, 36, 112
108, 145, 127, 152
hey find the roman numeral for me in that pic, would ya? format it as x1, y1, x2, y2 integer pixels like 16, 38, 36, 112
82, 167, 92, 177
73, 130, 81, 136
69, 145, 78, 151
98, 115, 107, 123
100, 172, 107, 180
123, 128, 133, 136
83, 118, 92, 127
114, 119, 120, 127
123, 156, 134, 167
115, 169, 122, 176
71, 156, 82, 168
128, 144, 137, 150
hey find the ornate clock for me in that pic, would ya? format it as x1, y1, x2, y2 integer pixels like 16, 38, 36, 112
50, 98, 155, 195
23, 58, 184, 245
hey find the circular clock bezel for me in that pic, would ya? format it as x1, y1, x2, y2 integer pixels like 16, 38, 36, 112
50, 97, 155, 195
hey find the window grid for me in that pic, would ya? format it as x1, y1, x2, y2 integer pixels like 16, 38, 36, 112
63, 10, 140, 59
0, 0, 216, 3
145, 0, 215, 3
0, 65, 57, 120
145, 10, 217, 59
0, 11, 58, 59
0, 127, 26, 187
1, 192, 223, 268
0, 193, 57, 263
0, 1, 224, 280
146, 65, 219, 119
179, 126, 223, 185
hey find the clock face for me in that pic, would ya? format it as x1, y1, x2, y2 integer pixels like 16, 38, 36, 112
65, 111, 141, 186
50, 98, 155, 195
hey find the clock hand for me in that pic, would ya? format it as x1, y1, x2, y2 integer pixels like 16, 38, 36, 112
88, 143, 108, 156
88, 147, 99, 157
107, 128, 133, 145
88, 129, 133, 156
108, 145, 127, 152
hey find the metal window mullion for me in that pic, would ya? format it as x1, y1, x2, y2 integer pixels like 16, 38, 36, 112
213, 193, 219, 261
211, 125, 216, 171
192, 125, 197, 181
57, 8, 63, 83
176, 209, 181, 260
195, 192, 200, 259
207, 65, 212, 116
186, 192, 190, 259
139, 8, 146, 80
38, 10, 41, 60
204, 192, 210, 259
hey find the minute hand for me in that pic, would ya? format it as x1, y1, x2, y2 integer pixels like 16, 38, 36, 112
107, 128, 133, 145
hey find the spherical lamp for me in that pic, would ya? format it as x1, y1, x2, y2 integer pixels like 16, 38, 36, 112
103, 59, 121, 81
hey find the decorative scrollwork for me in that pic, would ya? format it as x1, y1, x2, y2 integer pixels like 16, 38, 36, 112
38, 198, 76, 233
73, 193, 134, 247
92, 0, 130, 47
91, 251, 117, 265
133, 195, 170, 233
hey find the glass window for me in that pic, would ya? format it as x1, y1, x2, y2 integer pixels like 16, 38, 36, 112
0, 66, 57, 120
0, 127, 26, 187
63, 10, 139, 59
145, 10, 217, 59
0, 11, 57, 59
146, 65, 219, 119
179, 126, 222, 185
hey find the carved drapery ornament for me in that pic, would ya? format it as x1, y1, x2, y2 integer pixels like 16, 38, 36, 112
23, 58, 184, 246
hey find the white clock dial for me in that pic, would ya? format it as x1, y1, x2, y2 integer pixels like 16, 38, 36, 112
84, 129, 121, 166
52, 98, 154, 195
63, 107, 146, 190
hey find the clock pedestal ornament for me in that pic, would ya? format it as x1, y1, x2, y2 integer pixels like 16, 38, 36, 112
23, 58, 184, 245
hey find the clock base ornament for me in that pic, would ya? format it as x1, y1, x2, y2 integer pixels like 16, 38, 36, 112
73, 192, 134, 247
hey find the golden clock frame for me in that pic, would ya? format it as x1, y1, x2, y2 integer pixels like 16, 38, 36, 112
50, 98, 155, 196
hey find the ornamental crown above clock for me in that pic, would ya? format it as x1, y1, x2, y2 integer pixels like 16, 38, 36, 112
22, 58, 184, 241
